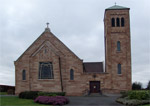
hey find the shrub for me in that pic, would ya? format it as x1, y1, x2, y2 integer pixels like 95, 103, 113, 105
120, 91, 128, 98
38, 92, 65, 96
128, 90, 150, 100
34, 96, 69, 105
116, 97, 150, 106
19, 91, 66, 99
19, 91, 39, 99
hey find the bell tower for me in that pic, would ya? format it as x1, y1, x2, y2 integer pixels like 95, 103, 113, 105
104, 5, 132, 91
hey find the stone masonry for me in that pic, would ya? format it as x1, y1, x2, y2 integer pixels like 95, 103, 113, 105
14, 5, 132, 96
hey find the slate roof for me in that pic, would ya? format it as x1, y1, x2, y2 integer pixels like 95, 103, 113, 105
106, 5, 129, 10
83, 62, 104, 73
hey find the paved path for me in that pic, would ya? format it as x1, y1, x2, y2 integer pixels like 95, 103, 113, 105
66, 96, 124, 106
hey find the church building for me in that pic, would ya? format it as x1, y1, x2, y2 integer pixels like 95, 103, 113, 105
14, 5, 132, 96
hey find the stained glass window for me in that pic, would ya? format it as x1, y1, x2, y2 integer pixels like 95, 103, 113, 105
39, 62, 54, 79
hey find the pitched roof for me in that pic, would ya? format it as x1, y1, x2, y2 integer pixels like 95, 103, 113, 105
106, 5, 129, 10
15, 27, 82, 62
83, 62, 104, 73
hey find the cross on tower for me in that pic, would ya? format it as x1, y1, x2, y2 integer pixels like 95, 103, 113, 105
115, 2, 117, 6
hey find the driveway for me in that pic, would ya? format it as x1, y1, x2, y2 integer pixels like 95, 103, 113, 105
66, 95, 123, 106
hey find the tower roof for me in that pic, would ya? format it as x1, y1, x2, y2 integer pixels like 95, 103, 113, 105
106, 5, 129, 10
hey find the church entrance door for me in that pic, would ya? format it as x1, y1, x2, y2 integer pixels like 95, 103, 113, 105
90, 81, 100, 93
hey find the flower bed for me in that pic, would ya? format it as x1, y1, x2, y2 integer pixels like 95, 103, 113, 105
34, 96, 69, 105
116, 98, 150, 106
117, 90, 150, 106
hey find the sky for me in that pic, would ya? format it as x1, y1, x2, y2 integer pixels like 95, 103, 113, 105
0, 0, 149, 88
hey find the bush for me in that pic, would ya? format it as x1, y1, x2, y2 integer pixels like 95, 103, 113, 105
120, 91, 128, 98
19, 91, 39, 99
34, 96, 69, 105
116, 98, 150, 106
128, 90, 150, 100
19, 91, 66, 99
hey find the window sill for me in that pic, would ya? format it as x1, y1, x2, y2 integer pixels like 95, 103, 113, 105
69, 80, 75, 82
116, 51, 122, 53
22, 80, 27, 82
117, 74, 122, 76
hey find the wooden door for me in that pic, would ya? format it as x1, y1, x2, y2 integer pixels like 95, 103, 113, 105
90, 81, 100, 93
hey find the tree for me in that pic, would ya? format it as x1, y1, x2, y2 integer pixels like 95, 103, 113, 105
132, 82, 142, 90
146, 80, 150, 90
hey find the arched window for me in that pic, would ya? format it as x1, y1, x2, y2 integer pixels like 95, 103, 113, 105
22, 70, 26, 80
70, 69, 74, 80
39, 62, 54, 79
121, 17, 125, 27
111, 18, 115, 27
117, 41, 121, 51
116, 18, 120, 27
118, 64, 121, 74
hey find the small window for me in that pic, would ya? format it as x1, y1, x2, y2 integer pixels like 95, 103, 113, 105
70, 69, 74, 80
117, 41, 121, 51
39, 62, 54, 79
118, 64, 121, 74
116, 18, 120, 27
22, 70, 26, 80
121, 17, 125, 27
111, 18, 115, 27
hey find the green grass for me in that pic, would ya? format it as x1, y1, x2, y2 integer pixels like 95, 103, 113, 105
0, 96, 48, 106
140, 105, 150, 106
0, 92, 7, 95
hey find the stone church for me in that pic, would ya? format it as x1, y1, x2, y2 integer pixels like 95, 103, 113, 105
14, 5, 132, 96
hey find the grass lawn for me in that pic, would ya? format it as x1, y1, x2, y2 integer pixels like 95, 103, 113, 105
140, 105, 150, 106
0, 92, 7, 95
0, 96, 48, 106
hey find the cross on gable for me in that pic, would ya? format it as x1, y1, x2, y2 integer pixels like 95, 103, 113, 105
46, 22, 49, 28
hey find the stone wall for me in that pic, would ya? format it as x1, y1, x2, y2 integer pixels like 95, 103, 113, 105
14, 30, 84, 95
104, 9, 132, 92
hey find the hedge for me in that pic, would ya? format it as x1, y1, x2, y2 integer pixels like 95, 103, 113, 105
128, 90, 150, 100
19, 91, 39, 99
118, 90, 150, 106
19, 91, 66, 99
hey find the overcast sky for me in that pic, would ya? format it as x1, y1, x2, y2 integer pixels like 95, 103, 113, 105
0, 0, 149, 88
